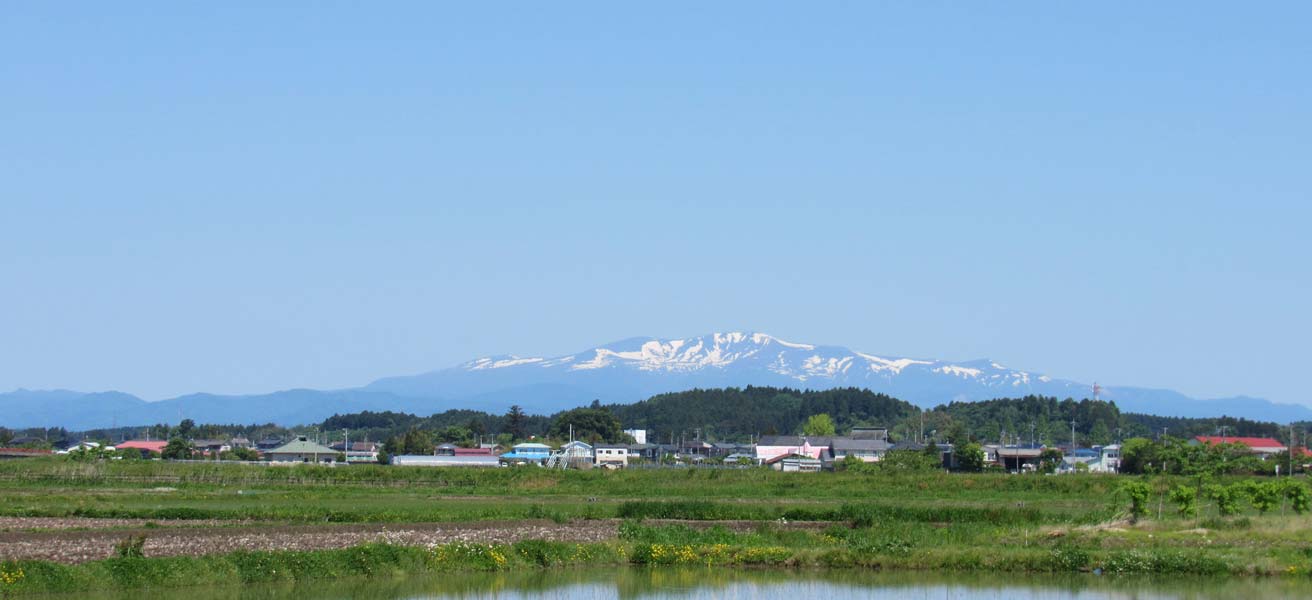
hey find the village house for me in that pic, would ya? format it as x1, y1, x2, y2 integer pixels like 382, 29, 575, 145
557, 440, 595, 469
1086, 444, 1121, 473
264, 436, 338, 463
190, 439, 230, 456
115, 440, 168, 458
831, 438, 890, 463
0, 447, 54, 460
764, 453, 823, 472
329, 441, 380, 463
626, 442, 660, 460
754, 436, 832, 463
594, 444, 629, 469
499, 442, 552, 466
1192, 436, 1287, 457
984, 445, 1045, 472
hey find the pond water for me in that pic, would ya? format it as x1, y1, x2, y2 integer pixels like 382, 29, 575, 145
57, 568, 1312, 600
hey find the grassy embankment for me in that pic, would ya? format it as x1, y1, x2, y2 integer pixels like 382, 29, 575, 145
2, 459, 1311, 594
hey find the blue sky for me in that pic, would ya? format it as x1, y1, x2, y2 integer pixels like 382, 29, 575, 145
2, 3, 1308, 405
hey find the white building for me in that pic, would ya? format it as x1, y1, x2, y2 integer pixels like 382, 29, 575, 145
1087, 445, 1121, 473
623, 429, 648, 445
594, 445, 629, 469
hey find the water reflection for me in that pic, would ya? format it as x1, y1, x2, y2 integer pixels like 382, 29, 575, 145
57, 568, 1312, 600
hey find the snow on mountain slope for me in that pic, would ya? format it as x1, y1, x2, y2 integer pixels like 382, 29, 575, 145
8, 331, 1309, 429
366, 331, 1093, 408
452, 332, 1053, 390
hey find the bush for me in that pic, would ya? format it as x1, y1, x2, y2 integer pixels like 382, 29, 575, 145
114, 535, 146, 559
512, 540, 572, 567
1287, 481, 1311, 514
1121, 481, 1152, 521
1168, 485, 1198, 518
1047, 545, 1089, 572
1204, 484, 1243, 517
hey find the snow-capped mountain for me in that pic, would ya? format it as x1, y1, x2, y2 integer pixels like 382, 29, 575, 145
6, 331, 1305, 430
363, 332, 1147, 413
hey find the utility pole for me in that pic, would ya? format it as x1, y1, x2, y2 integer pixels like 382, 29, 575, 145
1068, 421, 1075, 451
1290, 425, 1296, 478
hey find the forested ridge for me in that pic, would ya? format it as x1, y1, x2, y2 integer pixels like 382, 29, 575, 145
4, 387, 1299, 449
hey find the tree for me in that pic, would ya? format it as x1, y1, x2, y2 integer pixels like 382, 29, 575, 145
176, 419, 196, 437
1038, 448, 1064, 474
1123, 481, 1152, 522
435, 425, 474, 447
161, 438, 194, 460
956, 442, 985, 472
801, 413, 836, 436
1090, 421, 1112, 446
1118, 438, 1159, 474
1168, 484, 1198, 517
506, 405, 527, 441
229, 447, 260, 461
549, 408, 623, 444
878, 449, 939, 472
402, 429, 434, 454
383, 429, 434, 456
923, 441, 941, 462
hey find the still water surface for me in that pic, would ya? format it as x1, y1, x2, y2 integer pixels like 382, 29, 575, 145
58, 568, 1312, 600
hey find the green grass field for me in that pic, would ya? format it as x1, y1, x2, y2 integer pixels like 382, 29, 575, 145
2, 458, 1311, 594
0, 459, 1119, 523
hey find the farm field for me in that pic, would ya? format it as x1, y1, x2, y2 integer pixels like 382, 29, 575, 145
1, 459, 1311, 595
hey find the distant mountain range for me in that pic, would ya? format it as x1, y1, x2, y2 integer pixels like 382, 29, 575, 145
3, 332, 1308, 430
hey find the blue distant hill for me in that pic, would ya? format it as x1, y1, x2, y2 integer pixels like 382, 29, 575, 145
4, 332, 1308, 429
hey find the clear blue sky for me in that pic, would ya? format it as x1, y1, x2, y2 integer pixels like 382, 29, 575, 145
2, 4, 1308, 405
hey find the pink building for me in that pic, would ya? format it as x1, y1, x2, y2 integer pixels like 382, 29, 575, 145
115, 440, 168, 454
754, 436, 830, 462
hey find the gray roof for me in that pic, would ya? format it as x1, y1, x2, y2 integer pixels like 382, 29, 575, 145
832, 438, 890, 451
391, 455, 501, 467
757, 435, 835, 446
267, 437, 337, 455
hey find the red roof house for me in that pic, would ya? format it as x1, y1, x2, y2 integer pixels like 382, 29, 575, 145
1193, 436, 1286, 454
453, 447, 493, 456
116, 440, 169, 454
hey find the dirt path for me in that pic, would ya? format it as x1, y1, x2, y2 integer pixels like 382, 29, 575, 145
0, 518, 829, 564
